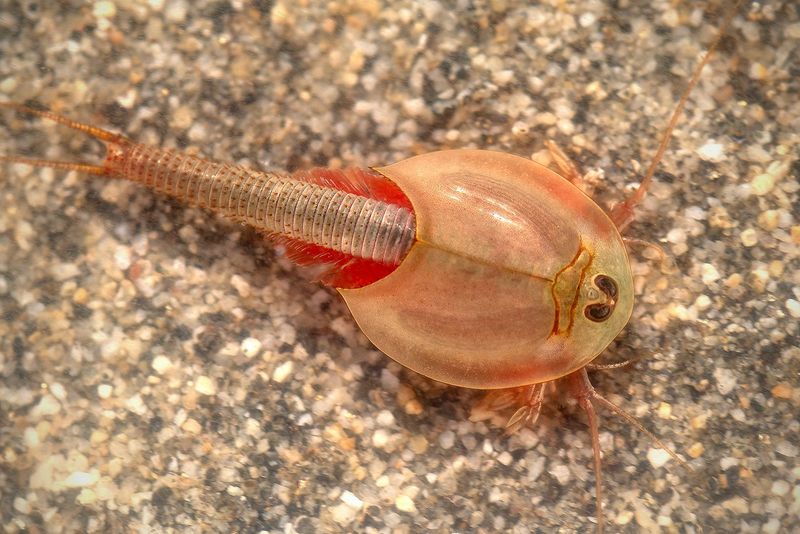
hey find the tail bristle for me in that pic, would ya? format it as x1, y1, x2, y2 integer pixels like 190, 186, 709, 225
1, 101, 128, 176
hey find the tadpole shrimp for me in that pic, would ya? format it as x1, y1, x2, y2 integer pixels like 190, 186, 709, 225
1, 2, 743, 531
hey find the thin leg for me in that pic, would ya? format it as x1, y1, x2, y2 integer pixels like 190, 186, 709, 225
563, 367, 690, 532
470, 384, 546, 435
622, 236, 671, 273
545, 140, 587, 189
564, 369, 605, 533
504, 383, 545, 435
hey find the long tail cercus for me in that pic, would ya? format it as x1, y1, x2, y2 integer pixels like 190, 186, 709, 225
0, 101, 417, 290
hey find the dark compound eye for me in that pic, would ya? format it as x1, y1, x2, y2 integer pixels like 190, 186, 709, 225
585, 303, 612, 322
595, 275, 618, 298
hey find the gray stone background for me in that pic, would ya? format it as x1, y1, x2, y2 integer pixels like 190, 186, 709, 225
1, 1, 798, 532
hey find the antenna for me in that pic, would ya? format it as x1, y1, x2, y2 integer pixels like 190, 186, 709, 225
611, 0, 744, 230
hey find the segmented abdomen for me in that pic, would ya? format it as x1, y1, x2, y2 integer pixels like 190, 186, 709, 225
109, 144, 415, 265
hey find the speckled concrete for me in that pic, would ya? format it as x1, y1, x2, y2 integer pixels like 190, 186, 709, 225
1, 1, 798, 533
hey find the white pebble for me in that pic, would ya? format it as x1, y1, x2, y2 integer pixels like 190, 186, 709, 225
372, 429, 390, 448
24, 427, 40, 448
330, 503, 357, 525
762, 518, 781, 534
97, 384, 113, 399
151, 355, 173, 374
713, 367, 738, 396
438, 430, 455, 449
497, 451, 513, 466
49, 383, 67, 401
395, 494, 417, 513
786, 299, 800, 319
93, 1, 117, 19
272, 360, 294, 383
771, 480, 790, 496
241, 337, 262, 358
230, 274, 251, 298
125, 394, 146, 415
340, 490, 364, 510
696, 141, 725, 162
376, 410, 396, 427
13, 497, 31, 514
31, 395, 61, 418
701, 263, 721, 284
549, 464, 571, 485
64, 470, 100, 488
647, 448, 672, 468
194, 376, 217, 396
380, 369, 400, 391
579, 12, 597, 27
666, 228, 686, 244
165, 0, 187, 22
402, 98, 426, 117
114, 246, 132, 270
694, 294, 712, 310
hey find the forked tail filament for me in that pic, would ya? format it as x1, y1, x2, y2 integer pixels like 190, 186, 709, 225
0, 101, 128, 176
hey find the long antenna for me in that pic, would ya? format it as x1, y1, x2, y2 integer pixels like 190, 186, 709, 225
611, 0, 743, 230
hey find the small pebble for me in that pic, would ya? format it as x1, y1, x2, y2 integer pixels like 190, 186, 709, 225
77, 488, 97, 505
13, 497, 31, 514
771, 480, 790, 496
194, 376, 217, 396
549, 464, 571, 484
330, 503, 357, 525
182, 418, 202, 434
125, 394, 146, 415
372, 429, 390, 449
786, 299, 800, 319
687, 442, 705, 458
93, 1, 117, 19
241, 337, 262, 358
64, 470, 100, 488
647, 448, 672, 469
438, 430, 455, 449
272, 360, 294, 383
713, 367, 738, 396
696, 141, 725, 162
751, 172, 776, 195
701, 263, 721, 284
722, 496, 749, 514
23, 428, 39, 448
762, 518, 781, 534
97, 384, 113, 399
49, 383, 66, 401
340, 490, 364, 510
31, 395, 61, 418
376, 410, 395, 427
771, 382, 793, 399
615, 510, 634, 525
739, 228, 758, 247
151, 355, 173, 374
395, 494, 416, 513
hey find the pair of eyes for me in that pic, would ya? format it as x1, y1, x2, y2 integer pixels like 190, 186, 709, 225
584, 275, 618, 322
